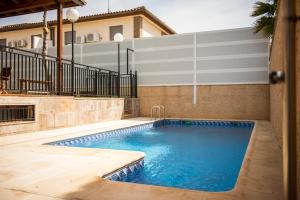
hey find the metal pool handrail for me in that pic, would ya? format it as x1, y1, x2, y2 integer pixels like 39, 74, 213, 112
151, 105, 165, 120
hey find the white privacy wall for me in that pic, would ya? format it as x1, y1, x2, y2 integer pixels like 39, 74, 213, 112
134, 27, 269, 86
38, 27, 269, 86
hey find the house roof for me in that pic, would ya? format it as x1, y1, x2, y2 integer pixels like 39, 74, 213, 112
0, 6, 176, 34
0, 0, 86, 18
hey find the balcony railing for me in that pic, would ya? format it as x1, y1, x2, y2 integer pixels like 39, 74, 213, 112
0, 45, 137, 98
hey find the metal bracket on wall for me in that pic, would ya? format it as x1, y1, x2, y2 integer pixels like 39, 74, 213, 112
269, 71, 285, 84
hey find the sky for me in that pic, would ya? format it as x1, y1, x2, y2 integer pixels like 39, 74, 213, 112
0, 0, 258, 33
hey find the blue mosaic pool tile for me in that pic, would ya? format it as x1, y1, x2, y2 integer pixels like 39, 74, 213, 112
47, 120, 254, 147
104, 159, 144, 182
46, 123, 155, 146
163, 120, 254, 129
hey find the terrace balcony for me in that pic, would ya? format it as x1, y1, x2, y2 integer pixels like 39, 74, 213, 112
0, 45, 137, 98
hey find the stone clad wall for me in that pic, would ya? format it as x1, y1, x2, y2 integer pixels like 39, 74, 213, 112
139, 84, 270, 120
0, 96, 139, 135
269, 0, 286, 148
269, 0, 300, 196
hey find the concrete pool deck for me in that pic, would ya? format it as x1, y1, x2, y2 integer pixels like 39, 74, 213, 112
0, 118, 283, 200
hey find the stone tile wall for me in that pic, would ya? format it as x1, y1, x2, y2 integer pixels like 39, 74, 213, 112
0, 96, 139, 135
138, 84, 270, 120
269, 0, 300, 196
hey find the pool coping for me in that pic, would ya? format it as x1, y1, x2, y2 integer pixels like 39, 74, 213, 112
0, 118, 283, 200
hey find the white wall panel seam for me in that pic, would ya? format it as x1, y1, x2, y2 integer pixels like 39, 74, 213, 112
84, 62, 125, 66
135, 57, 194, 64
139, 71, 194, 76
65, 50, 127, 57
196, 53, 269, 61
138, 81, 268, 87
135, 44, 193, 52
196, 39, 269, 47
196, 67, 268, 74
193, 32, 197, 105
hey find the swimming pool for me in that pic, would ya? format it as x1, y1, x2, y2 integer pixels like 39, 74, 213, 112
48, 120, 254, 192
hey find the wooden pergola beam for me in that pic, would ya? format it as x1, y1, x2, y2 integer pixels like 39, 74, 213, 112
11, 0, 20, 4
57, 0, 63, 94
0, 0, 55, 15
0, 0, 86, 18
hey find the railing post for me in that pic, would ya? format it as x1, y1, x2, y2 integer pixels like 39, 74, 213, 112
126, 48, 134, 75
93, 70, 99, 96
117, 73, 120, 97
108, 71, 112, 97
0, 48, 3, 91
135, 70, 138, 98
127, 48, 129, 75
71, 23, 75, 96
130, 70, 133, 98
117, 43, 121, 97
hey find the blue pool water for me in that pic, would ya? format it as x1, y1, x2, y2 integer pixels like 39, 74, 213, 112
50, 120, 254, 192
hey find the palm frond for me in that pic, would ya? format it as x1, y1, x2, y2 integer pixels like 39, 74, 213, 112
251, 0, 276, 38
253, 16, 274, 38
251, 1, 275, 17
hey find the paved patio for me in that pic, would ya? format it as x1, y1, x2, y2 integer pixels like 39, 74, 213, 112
0, 118, 283, 200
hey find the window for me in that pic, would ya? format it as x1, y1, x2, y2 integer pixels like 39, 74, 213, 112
31, 34, 42, 48
64, 31, 76, 45
50, 27, 55, 47
0, 38, 6, 46
110, 25, 123, 41
0, 38, 6, 51
0, 105, 35, 123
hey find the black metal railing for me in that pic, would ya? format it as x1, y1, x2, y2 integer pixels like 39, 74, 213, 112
0, 105, 35, 122
120, 71, 137, 97
0, 45, 137, 98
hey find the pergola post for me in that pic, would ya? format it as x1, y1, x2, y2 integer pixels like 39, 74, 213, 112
57, 0, 63, 94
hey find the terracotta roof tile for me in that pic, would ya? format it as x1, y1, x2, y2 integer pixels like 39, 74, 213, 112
0, 6, 176, 34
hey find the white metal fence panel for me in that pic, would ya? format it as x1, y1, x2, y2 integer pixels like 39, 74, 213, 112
195, 28, 269, 84
33, 27, 269, 86
135, 33, 194, 85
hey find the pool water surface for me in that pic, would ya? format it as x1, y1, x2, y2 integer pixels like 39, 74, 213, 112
52, 120, 254, 192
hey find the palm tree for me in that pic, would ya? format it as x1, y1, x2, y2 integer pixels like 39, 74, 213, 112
251, 0, 277, 38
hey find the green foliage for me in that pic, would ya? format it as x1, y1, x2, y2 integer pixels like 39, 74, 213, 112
251, 0, 277, 38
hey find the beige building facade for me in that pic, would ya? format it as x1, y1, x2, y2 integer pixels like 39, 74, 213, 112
0, 7, 175, 49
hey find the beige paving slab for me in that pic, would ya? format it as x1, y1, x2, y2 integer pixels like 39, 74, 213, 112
0, 188, 62, 200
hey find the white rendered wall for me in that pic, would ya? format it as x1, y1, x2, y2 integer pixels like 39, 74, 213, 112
141, 17, 162, 37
